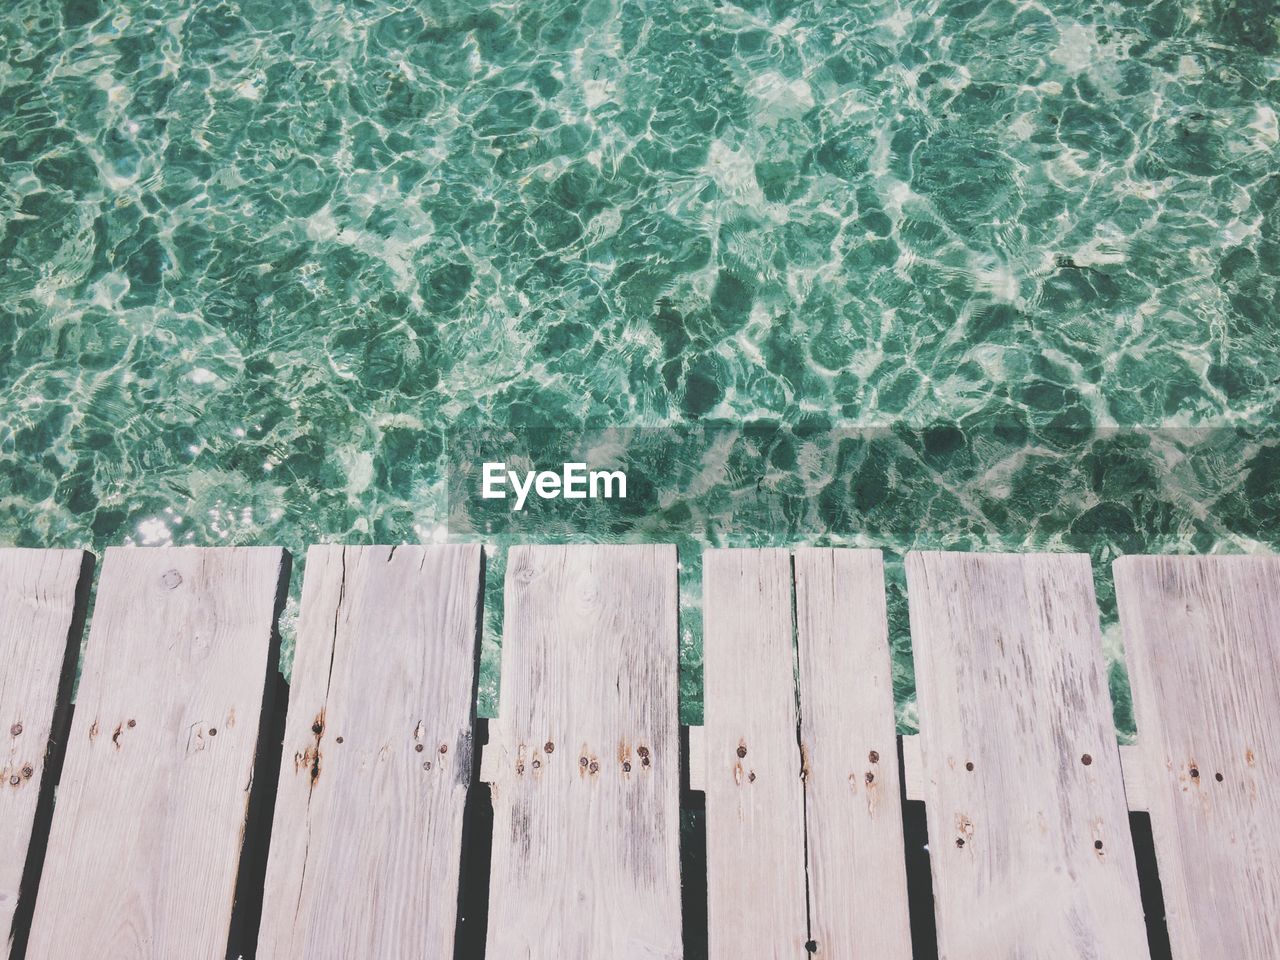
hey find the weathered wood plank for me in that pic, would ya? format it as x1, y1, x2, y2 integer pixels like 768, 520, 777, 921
703, 548, 808, 958
1116, 743, 1149, 812
0, 549, 92, 952
258, 545, 483, 959
905, 551, 1149, 959
901, 736, 1150, 812
687, 723, 705, 792
794, 548, 912, 959
485, 545, 682, 958
25, 546, 288, 960
1115, 555, 1280, 959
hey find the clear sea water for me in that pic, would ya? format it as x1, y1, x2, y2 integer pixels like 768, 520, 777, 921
2, 0, 1278, 732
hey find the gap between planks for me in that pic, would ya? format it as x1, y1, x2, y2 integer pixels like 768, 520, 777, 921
686, 729, 1150, 812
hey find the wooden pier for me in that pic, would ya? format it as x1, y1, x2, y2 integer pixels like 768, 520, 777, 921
1, 543, 1277, 958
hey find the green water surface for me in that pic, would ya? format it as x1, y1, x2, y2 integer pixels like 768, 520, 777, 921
2, 0, 1279, 732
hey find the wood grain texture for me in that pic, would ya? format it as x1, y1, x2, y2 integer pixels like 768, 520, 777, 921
258, 545, 483, 959
0, 549, 91, 951
794, 548, 912, 959
1115, 555, 1280, 959
485, 545, 682, 958
902, 737, 1149, 811
25, 546, 288, 960
703, 549, 808, 959
905, 551, 1149, 960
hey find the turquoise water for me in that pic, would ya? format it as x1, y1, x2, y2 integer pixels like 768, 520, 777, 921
2, 1, 1278, 731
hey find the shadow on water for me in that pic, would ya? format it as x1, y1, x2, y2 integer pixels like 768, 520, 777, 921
454, 719, 494, 960
680, 724, 709, 960
226, 552, 293, 960
899, 729, 940, 960
1131, 811, 1174, 960
454, 553, 493, 960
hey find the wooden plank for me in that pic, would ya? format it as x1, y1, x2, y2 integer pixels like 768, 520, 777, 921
793, 548, 912, 959
898, 734, 922, 804
703, 548, 808, 957
1117, 743, 1149, 812
905, 551, 1149, 959
0, 549, 92, 952
902, 735, 1150, 811
687, 723, 705, 792
485, 545, 682, 958
25, 546, 288, 960
258, 545, 483, 959
1115, 555, 1280, 959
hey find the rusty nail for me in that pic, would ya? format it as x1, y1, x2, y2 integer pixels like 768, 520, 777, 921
868, 749, 880, 763
1094, 840, 1104, 850
965, 761, 974, 772
1190, 767, 1200, 779
438, 744, 448, 754
8, 776, 18, 786
642, 756, 650, 767
127, 719, 136, 728
415, 744, 425, 753
637, 746, 649, 758
532, 759, 541, 768
9, 723, 22, 737
736, 745, 747, 758
623, 761, 632, 772
311, 720, 323, 735
336, 736, 344, 744
748, 771, 756, 782
589, 760, 600, 773
544, 741, 555, 753
22, 764, 34, 778
1081, 754, 1092, 766
865, 772, 875, 784
209, 728, 218, 737
1215, 772, 1224, 782
955, 838, 965, 848
423, 761, 432, 770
